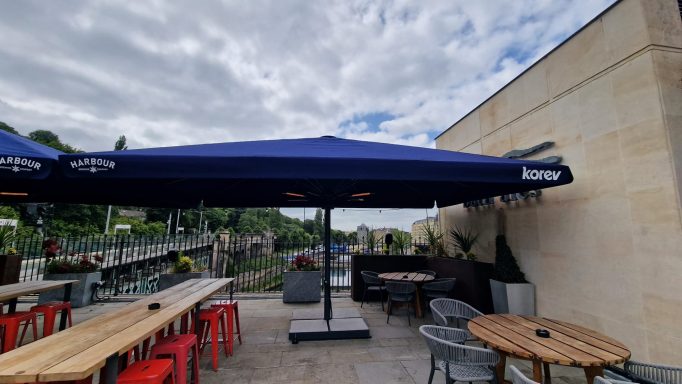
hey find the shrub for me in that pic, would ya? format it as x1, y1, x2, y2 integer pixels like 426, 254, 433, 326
449, 226, 479, 260
288, 255, 320, 271
46, 254, 102, 274
173, 255, 193, 273
493, 235, 528, 283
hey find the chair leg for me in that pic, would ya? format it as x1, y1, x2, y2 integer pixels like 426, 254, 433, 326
386, 300, 392, 324
428, 354, 435, 384
445, 363, 453, 384
361, 289, 367, 308
380, 290, 385, 311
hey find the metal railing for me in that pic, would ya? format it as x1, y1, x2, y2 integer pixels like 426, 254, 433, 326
12, 233, 428, 296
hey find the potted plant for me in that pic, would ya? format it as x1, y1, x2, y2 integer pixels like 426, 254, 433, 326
0, 225, 22, 285
158, 253, 210, 291
489, 234, 535, 315
449, 226, 479, 260
40, 252, 103, 308
283, 255, 321, 303
422, 220, 448, 257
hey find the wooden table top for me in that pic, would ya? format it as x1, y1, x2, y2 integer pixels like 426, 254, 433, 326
469, 314, 631, 367
0, 278, 233, 383
0, 280, 80, 303
378, 272, 435, 283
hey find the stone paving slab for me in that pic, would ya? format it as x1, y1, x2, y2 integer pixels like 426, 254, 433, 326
9, 295, 589, 384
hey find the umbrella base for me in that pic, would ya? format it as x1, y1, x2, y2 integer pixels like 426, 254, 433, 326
288, 309, 370, 343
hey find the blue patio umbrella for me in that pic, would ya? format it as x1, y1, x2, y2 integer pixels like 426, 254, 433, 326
54, 136, 573, 336
55, 136, 572, 208
0, 130, 63, 199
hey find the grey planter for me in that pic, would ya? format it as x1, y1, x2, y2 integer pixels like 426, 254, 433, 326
489, 279, 535, 315
283, 271, 321, 303
158, 271, 210, 291
0, 254, 23, 285
40, 272, 102, 308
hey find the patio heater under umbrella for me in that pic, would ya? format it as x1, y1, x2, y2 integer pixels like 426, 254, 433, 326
53, 136, 573, 342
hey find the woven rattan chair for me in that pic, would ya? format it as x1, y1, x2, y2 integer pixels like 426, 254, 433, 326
430, 298, 483, 341
420, 325, 499, 384
385, 281, 416, 326
625, 360, 682, 384
510, 365, 539, 384
360, 271, 386, 310
422, 278, 456, 300
416, 269, 437, 277
421, 325, 468, 384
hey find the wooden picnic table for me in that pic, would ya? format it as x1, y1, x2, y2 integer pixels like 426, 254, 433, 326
378, 272, 435, 318
469, 314, 631, 384
0, 278, 234, 384
0, 280, 79, 331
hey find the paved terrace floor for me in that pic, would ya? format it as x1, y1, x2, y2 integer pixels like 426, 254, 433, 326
13, 296, 589, 384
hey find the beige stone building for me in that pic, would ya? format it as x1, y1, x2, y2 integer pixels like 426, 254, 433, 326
436, 0, 681, 364
411, 217, 437, 244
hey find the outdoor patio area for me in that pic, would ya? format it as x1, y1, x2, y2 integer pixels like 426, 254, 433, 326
13, 295, 590, 384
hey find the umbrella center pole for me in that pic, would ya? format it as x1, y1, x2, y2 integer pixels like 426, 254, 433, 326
323, 207, 333, 321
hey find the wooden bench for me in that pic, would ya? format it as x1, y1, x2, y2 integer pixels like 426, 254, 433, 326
0, 278, 234, 384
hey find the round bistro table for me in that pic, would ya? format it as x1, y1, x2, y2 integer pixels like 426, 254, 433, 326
469, 314, 630, 384
378, 272, 435, 318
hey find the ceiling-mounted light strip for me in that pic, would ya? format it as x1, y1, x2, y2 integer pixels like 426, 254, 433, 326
283, 192, 306, 198
350, 192, 372, 197
0, 192, 28, 196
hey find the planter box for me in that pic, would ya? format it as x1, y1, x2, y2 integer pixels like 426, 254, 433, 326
490, 279, 535, 315
158, 271, 210, 291
0, 254, 23, 285
40, 272, 102, 308
283, 271, 321, 303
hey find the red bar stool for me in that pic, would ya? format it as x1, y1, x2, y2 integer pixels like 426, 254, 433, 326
196, 307, 228, 371
30, 301, 73, 337
0, 311, 38, 352
210, 300, 242, 355
117, 359, 175, 384
150, 334, 200, 384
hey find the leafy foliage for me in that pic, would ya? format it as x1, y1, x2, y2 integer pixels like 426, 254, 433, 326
391, 229, 411, 255
493, 235, 528, 283
288, 255, 320, 271
365, 229, 378, 254
0, 225, 17, 253
0, 121, 19, 134
28, 130, 80, 153
173, 255, 194, 273
422, 219, 447, 257
449, 226, 479, 260
114, 135, 128, 151
46, 254, 102, 274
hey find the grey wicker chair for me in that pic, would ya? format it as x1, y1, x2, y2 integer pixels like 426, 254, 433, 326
421, 325, 469, 384
510, 365, 539, 384
360, 270, 386, 310
385, 281, 416, 325
416, 269, 437, 277
419, 325, 499, 384
422, 278, 457, 300
625, 360, 682, 384
594, 376, 637, 384
430, 298, 483, 341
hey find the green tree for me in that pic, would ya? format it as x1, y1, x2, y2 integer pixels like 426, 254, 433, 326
0, 122, 19, 135
114, 135, 128, 151
28, 130, 80, 153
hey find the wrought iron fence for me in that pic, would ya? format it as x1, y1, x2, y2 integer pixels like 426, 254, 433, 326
12, 233, 429, 296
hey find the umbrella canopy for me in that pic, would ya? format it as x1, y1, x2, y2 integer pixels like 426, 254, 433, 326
0, 130, 63, 199
55, 136, 573, 208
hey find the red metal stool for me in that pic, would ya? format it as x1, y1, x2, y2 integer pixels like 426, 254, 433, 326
0, 311, 38, 352
150, 334, 200, 384
30, 301, 73, 337
197, 307, 228, 371
210, 300, 242, 355
117, 359, 175, 384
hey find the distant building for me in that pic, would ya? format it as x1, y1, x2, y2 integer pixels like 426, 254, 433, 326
411, 217, 437, 244
356, 224, 369, 244
372, 227, 398, 243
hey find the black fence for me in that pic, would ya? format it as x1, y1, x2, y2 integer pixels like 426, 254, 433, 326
11, 233, 428, 296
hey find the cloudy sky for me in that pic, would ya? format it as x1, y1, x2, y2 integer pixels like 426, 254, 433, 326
0, 0, 615, 231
